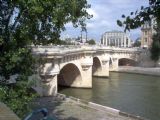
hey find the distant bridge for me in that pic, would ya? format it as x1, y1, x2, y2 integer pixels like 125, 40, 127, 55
32, 45, 147, 96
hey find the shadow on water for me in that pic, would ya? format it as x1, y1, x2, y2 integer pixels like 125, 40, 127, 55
58, 85, 71, 92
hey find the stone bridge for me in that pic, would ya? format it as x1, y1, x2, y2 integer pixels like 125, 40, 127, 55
32, 45, 142, 96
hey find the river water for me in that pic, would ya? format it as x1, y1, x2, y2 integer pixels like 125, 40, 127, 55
59, 72, 160, 120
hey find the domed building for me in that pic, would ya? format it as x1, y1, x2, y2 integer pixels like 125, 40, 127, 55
101, 31, 131, 47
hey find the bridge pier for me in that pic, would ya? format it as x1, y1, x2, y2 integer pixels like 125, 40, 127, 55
40, 74, 58, 96
81, 65, 92, 88
81, 55, 93, 88
38, 58, 60, 96
93, 59, 109, 77
110, 58, 119, 71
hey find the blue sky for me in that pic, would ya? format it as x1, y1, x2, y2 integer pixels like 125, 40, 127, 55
61, 0, 148, 42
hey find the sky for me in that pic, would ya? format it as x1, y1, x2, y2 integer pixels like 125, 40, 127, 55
61, 0, 149, 42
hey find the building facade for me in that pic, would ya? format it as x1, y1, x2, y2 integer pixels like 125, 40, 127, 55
101, 31, 131, 47
141, 19, 156, 48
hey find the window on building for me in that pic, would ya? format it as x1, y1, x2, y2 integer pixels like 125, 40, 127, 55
118, 38, 121, 46
145, 31, 147, 35
101, 38, 103, 44
107, 39, 109, 45
126, 39, 128, 46
104, 39, 106, 45
145, 38, 147, 43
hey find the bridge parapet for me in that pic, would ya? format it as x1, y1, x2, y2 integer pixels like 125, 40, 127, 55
32, 45, 142, 55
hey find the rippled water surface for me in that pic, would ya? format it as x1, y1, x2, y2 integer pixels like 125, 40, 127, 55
59, 72, 160, 120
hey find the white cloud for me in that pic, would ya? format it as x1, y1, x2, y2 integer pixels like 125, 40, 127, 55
87, 23, 94, 28
87, 8, 99, 20
62, 0, 149, 42
100, 20, 111, 27
65, 22, 72, 28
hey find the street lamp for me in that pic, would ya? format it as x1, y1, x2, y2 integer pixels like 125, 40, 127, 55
85, 29, 88, 42
80, 28, 88, 43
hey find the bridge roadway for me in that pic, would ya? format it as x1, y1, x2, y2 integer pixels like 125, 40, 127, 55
32, 45, 146, 96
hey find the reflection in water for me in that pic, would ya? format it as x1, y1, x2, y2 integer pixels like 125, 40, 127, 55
59, 72, 160, 120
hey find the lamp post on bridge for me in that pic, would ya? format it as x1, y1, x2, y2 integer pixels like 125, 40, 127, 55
81, 30, 83, 43
80, 28, 88, 43
85, 29, 88, 43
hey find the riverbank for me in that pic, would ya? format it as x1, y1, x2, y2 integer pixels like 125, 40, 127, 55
31, 94, 146, 120
118, 66, 160, 76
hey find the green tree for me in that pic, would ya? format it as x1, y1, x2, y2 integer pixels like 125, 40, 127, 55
117, 0, 160, 62
133, 39, 141, 47
0, 0, 91, 118
151, 32, 160, 61
87, 39, 96, 45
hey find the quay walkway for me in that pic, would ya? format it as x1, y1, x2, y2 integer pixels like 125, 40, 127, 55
118, 66, 160, 76
31, 95, 146, 120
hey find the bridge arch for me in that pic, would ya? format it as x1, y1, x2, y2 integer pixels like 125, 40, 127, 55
58, 63, 82, 88
118, 58, 137, 66
92, 57, 102, 75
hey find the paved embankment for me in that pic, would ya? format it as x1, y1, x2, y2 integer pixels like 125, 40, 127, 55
118, 66, 160, 76
31, 94, 147, 120
0, 102, 20, 120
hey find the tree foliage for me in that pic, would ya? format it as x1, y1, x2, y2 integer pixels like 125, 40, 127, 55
87, 39, 96, 45
151, 31, 160, 61
0, 0, 91, 118
133, 39, 141, 47
117, 0, 160, 31
117, 0, 160, 61
0, 82, 37, 118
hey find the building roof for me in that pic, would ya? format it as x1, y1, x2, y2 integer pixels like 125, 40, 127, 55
105, 30, 124, 33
